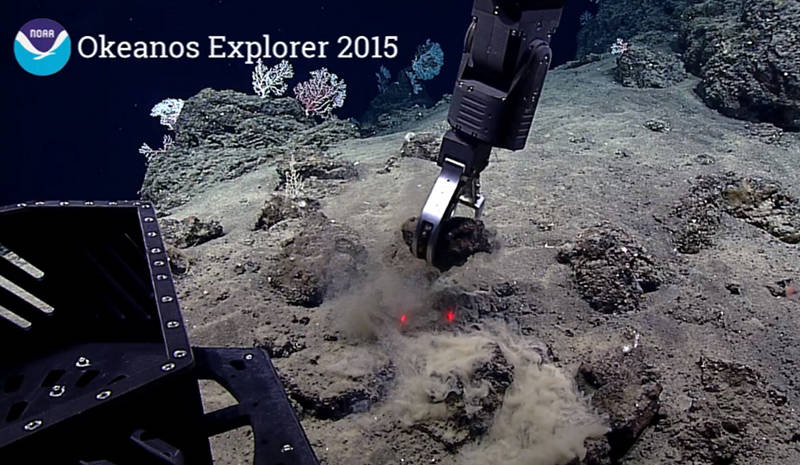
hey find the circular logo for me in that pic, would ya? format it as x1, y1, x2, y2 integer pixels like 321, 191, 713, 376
14, 18, 71, 76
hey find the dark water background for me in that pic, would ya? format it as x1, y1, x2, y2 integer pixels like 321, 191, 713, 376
0, 0, 594, 205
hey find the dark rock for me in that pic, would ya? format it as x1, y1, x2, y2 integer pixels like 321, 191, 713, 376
233, 260, 260, 275
433, 286, 532, 324
643, 119, 670, 133
260, 336, 306, 359
400, 132, 441, 161
766, 279, 793, 298
415, 343, 514, 450
577, 348, 662, 463
401, 217, 496, 271
492, 281, 519, 298
378, 155, 399, 174
694, 153, 716, 165
281, 363, 394, 421
680, 0, 800, 130
166, 246, 190, 275
255, 195, 321, 230
614, 45, 686, 88
287, 385, 372, 421
557, 224, 664, 313
724, 283, 741, 295
275, 152, 358, 190
269, 213, 367, 307
160, 216, 224, 248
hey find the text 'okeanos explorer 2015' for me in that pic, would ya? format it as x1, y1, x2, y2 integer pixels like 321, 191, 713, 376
77, 34, 400, 63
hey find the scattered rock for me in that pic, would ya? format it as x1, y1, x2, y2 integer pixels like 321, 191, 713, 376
744, 123, 785, 146
400, 132, 440, 161
694, 153, 716, 165
666, 299, 726, 326
724, 282, 741, 295
433, 286, 533, 324
577, 348, 663, 463
722, 177, 800, 244
668, 176, 725, 254
259, 336, 306, 359
557, 224, 664, 313
233, 260, 260, 275
766, 279, 794, 298
413, 343, 514, 450
287, 386, 373, 421
378, 155, 399, 174
166, 246, 190, 275
669, 173, 800, 253
275, 152, 359, 190
559, 53, 603, 70
669, 357, 794, 464
401, 217, 496, 271
269, 213, 367, 307
615, 45, 686, 88
255, 195, 320, 230
160, 216, 224, 248
279, 348, 394, 421
643, 119, 670, 133
680, 0, 800, 130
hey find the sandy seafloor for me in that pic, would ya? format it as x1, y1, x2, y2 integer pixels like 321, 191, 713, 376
162, 56, 800, 465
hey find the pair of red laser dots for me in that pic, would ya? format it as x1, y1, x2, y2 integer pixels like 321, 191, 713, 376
399, 308, 456, 325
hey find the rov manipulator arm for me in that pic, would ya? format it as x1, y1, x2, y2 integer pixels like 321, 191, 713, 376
412, 0, 566, 264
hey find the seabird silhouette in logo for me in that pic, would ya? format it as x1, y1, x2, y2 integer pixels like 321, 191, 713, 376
15, 30, 69, 60
14, 18, 71, 76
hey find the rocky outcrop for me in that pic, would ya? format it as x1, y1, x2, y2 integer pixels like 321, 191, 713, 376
140, 89, 359, 212
614, 45, 687, 88
576, 0, 701, 57
680, 0, 800, 130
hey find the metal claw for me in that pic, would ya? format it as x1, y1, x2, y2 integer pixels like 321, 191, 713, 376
414, 159, 487, 265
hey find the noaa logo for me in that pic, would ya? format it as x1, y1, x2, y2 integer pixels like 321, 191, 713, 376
14, 18, 71, 76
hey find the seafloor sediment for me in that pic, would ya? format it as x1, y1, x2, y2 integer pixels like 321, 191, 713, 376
144, 52, 800, 465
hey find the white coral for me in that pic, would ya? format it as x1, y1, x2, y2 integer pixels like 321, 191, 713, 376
252, 59, 295, 98
283, 152, 306, 200
150, 99, 184, 130
138, 134, 174, 163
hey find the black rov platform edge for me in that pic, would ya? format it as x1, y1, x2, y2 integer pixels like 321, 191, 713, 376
0, 201, 318, 465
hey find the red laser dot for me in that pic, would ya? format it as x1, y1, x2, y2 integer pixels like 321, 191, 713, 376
400, 314, 408, 324
446, 309, 455, 322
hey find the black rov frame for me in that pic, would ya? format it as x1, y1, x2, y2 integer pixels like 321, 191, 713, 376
0, 201, 319, 465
